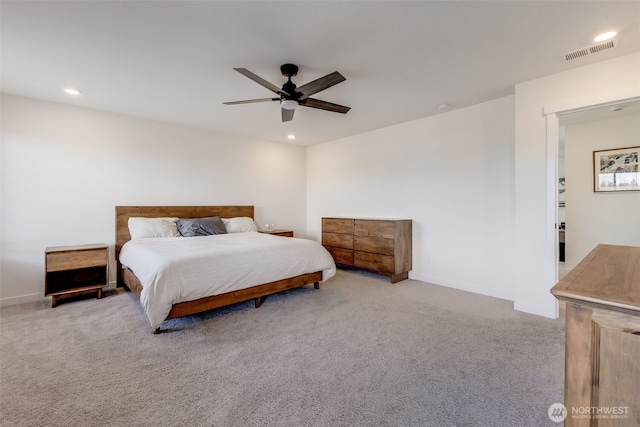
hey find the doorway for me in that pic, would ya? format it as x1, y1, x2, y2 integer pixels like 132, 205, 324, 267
553, 99, 640, 280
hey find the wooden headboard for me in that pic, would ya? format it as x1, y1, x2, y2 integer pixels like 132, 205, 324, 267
115, 205, 254, 286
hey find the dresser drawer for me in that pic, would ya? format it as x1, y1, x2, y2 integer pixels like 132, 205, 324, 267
354, 219, 397, 238
326, 246, 354, 265
323, 232, 354, 249
354, 251, 394, 273
46, 249, 108, 272
354, 236, 394, 255
322, 218, 354, 234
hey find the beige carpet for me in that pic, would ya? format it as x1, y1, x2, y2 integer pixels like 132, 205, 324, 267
0, 270, 564, 426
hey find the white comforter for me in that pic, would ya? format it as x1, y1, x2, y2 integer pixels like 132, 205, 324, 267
119, 232, 336, 329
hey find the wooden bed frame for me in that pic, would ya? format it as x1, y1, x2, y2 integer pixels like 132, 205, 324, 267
115, 206, 322, 333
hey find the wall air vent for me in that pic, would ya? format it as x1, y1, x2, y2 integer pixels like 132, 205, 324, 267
561, 39, 618, 61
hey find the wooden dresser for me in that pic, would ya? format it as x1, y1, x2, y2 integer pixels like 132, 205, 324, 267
551, 244, 640, 426
322, 217, 412, 283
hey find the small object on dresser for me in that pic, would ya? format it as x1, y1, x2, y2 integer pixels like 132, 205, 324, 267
45, 244, 108, 307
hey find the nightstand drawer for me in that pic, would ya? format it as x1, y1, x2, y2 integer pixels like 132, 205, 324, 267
322, 232, 353, 249
354, 236, 394, 255
46, 249, 108, 272
259, 229, 294, 237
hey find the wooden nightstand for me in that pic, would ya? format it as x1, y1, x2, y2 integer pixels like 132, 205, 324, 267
259, 229, 294, 237
45, 244, 109, 307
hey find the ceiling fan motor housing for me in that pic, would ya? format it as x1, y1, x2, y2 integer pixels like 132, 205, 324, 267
281, 64, 300, 101
280, 63, 299, 77
282, 82, 299, 98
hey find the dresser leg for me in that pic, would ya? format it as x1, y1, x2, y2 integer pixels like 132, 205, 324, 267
390, 272, 409, 283
51, 296, 58, 308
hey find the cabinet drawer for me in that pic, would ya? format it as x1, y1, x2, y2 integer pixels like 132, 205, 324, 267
354, 236, 394, 255
326, 246, 354, 265
322, 218, 354, 234
322, 232, 353, 249
354, 251, 394, 273
354, 220, 397, 238
47, 249, 108, 272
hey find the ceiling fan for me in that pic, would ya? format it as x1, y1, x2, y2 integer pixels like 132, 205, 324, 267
223, 64, 350, 122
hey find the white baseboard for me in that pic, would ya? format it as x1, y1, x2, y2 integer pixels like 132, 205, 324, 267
409, 272, 516, 303
514, 300, 559, 319
410, 272, 559, 319
0, 281, 117, 308
0, 292, 48, 307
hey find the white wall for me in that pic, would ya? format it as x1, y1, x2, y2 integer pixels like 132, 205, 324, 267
514, 52, 640, 318
0, 94, 307, 304
3, 52, 639, 314
564, 112, 640, 268
307, 96, 516, 301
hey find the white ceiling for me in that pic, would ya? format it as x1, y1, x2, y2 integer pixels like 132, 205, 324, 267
2, 1, 639, 146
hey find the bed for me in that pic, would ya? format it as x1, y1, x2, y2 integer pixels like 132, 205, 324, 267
115, 206, 336, 333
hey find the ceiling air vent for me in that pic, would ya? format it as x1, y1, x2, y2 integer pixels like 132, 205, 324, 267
561, 39, 618, 61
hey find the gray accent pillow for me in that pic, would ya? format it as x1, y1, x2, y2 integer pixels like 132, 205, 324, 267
177, 216, 228, 237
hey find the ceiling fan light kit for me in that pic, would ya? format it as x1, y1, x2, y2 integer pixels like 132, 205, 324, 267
280, 99, 298, 110
223, 63, 350, 122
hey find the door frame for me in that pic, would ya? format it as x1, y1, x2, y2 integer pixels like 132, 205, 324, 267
543, 90, 640, 316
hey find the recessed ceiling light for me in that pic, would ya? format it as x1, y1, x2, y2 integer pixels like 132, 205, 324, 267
287, 134, 295, 140
594, 31, 617, 42
64, 88, 81, 95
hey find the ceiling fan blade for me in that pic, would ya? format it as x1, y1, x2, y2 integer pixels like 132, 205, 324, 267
281, 107, 295, 122
234, 68, 290, 96
301, 98, 351, 114
297, 71, 346, 100
223, 98, 278, 105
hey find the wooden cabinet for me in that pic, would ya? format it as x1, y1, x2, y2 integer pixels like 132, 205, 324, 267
551, 244, 640, 426
322, 217, 412, 283
45, 244, 108, 307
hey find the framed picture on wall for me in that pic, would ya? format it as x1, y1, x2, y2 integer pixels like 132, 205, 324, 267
593, 146, 639, 192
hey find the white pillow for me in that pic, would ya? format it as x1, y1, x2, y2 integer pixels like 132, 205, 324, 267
222, 217, 258, 233
128, 217, 181, 239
